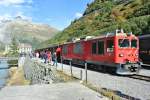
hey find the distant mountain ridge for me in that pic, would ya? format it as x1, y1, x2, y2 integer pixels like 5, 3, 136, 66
0, 16, 59, 48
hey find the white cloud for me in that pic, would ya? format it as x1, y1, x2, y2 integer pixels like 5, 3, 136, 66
0, 0, 24, 5
0, 14, 12, 21
27, 0, 33, 4
15, 12, 32, 21
0, 12, 32, 22
75, 12, 82, 18
0, 0, 33, 6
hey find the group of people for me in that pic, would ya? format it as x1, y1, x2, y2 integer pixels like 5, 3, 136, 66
35, 50, 57, 66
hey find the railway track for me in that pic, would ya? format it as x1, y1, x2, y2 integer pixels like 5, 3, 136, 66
129, 74, 150, 82
64, 62, 150, 82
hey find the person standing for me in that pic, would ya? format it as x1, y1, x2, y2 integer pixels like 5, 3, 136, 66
44, 51, 48, 63
47, 51, 52, 65
36, 51, 39, 58
52, 52, 57, 66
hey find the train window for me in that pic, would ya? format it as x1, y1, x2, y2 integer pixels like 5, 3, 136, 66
98, 41, 104, 55
92, 42, 97, 54
119, 39, 129, 48
73, 43, 83, 54
62, 45, 67, 54
131, 39, 137, 48
140, 38, 150, 49
107, 40, 114, 52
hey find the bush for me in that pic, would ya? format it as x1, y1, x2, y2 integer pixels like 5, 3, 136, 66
133, 3, 150, 17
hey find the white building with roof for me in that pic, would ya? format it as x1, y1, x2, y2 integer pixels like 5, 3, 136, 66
18, 43, 32, 54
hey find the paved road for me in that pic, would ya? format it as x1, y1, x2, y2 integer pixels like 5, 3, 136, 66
0, 82, 107, 100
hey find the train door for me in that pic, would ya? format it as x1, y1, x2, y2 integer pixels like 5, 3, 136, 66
62, 44, 68, 60
105, 39, 114, 63
72, 42, 84, 65
89, 39, 105, 63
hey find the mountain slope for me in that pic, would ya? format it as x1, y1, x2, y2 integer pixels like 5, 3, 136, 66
41, 0, 150, 47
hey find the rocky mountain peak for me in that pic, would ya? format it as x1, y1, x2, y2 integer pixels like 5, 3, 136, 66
0, 17, 59, 48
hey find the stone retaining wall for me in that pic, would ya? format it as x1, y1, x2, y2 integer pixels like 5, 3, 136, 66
23, 56, 58, 84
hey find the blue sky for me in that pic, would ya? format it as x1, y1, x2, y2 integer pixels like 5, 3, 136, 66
0, 0, 93, 30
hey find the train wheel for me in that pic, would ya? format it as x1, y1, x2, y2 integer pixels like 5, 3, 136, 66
102, 65, 106, 73
97, 65, 103, 71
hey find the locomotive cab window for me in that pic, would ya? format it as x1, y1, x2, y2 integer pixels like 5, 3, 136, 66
131, 39, 137, 48
92, 42, 97, 54
98, 41, 104, 55
107, 40, 114, 52
119, 39, 129, 48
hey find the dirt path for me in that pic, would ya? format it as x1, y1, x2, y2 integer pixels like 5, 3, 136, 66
7, 67, 30, 86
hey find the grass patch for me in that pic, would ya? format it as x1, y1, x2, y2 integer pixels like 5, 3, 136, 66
56, 70, 79, 82
7, 60, 18, 68
82, 81, 122, 100
7, 60, 18, 64
7, 67, 30, 86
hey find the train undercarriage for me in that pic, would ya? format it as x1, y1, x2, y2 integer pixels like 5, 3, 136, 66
116, 63, 141, 75
62, 58, 141, 75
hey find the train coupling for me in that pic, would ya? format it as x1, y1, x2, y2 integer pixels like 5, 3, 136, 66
116, 63, 141, 75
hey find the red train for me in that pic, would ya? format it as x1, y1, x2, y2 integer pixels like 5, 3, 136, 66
37, 29, 141, 75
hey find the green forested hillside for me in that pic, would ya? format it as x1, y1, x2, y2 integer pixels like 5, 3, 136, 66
40, 0, 150, 48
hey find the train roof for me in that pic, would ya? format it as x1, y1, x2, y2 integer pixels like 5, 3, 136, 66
138, 34, 150, 39
63, 29, 132, 45
35, 44, 59, 51
62, 35, 113, 45
35, 29, 135, 50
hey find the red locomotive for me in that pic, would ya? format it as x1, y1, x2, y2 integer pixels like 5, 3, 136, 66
60, 29, 141, 75
35, 29, 141, 75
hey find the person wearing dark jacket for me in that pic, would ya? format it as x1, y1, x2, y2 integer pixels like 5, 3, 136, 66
52, 52, 57, 66
44, 51, 48, 63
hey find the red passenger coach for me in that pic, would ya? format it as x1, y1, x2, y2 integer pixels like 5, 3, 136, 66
61, 29, 141, 75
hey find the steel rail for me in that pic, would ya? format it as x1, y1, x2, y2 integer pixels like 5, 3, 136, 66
129, 74, 150, 82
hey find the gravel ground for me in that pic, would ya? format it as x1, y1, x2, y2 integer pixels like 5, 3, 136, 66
0, 82, 108, 100
139, 68, 150, 76
55, 63, 150, 100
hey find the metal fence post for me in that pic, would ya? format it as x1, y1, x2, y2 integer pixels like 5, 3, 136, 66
85, 62, 87, 83
80, 70, 82, 80
61, 56, 63, 71
54, 58, 57, 70
70, 61, 73, 76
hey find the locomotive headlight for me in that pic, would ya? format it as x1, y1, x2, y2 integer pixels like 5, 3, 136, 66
119, 54, 124, 57
135, 54, 138, 56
